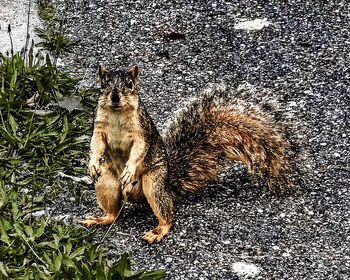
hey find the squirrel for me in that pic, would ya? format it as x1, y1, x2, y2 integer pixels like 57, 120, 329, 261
80, 65, 303, 243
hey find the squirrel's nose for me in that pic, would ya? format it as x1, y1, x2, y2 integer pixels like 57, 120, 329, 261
111, 92, 120, 104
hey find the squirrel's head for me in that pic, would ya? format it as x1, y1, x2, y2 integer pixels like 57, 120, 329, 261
98, 65, 139, 111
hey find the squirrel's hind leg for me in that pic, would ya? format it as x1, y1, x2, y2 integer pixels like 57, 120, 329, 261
141, 167, 174, 243
80, 169, 122, 226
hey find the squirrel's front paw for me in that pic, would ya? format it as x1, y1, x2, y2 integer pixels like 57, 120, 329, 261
88, 160, 101, 181
119, 165, 135, 187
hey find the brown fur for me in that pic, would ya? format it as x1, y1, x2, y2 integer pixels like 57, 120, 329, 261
81, 65, 172, 243
80, 66, 302, 243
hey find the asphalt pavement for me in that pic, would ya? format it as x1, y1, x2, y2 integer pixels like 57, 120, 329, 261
46, 1, 349, 279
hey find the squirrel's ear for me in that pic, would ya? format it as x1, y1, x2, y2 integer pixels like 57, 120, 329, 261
98, 64, 107, 87
129, 65, 139, 82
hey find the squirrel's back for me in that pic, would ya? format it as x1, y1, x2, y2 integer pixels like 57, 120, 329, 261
164, 84, 304, 196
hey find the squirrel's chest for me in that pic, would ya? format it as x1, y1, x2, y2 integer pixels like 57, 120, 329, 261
105, 111, 142, 152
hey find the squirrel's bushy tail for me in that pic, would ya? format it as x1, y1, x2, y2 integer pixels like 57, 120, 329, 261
163, 84, 304, 196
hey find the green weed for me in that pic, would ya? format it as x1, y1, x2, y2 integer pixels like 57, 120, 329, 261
0, 182, 166, 279
36, 27, 78, 55
0, 45, 93, 194
36, 0, 77, 56
38, 0, 56, 22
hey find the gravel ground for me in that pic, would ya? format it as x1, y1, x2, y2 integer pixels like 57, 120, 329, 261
43, 1, 349, 279
0, 0, 42, 54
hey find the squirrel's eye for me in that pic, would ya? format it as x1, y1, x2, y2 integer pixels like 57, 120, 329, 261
125, 76, 134, 89
126, 80, 133, 90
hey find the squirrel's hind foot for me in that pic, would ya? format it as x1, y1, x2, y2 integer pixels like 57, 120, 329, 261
142, 224, 171, 243
79, 214, 116, 226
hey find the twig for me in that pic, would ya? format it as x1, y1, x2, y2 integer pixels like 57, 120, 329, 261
58, 171, 93, 184
21, 233, 48, 267
115, 231, 133, 237
24, 0, 32, 61
8, 24, 14, 57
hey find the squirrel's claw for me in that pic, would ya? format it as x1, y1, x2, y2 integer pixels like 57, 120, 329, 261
142, 225, 171, 243
79, 214, 116, 226
79, 217, 98, 226
89, 161, 101, 181
119, 168, 133, 187
142, 231, 159, 243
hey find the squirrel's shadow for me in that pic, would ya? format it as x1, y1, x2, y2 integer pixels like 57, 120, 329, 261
180, 163, 271, 204
117, 164, 271, 232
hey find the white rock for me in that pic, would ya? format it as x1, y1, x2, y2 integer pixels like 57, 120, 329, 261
54, 214, 71, 223
231, 262, 261, 278
22, 188, 29, 194
32, 210, 46, 217
234, 18, 272, 31
304, 90, 314, 95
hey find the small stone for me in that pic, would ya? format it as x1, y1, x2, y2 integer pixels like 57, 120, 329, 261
234, 18, 272, 31
231, 262, 261, 278
32, 210, 46, 217
304, 90, 314, 95
307, 210, 314, 216
22, 188, 29, 194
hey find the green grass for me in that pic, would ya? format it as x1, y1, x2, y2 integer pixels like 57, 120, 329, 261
35, 27, 78, 55
0, 45, 92, 192
38, 0, 56, 22
0, 182, 165, 279
36, 0, 78, 56
0, 44, 166, 279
